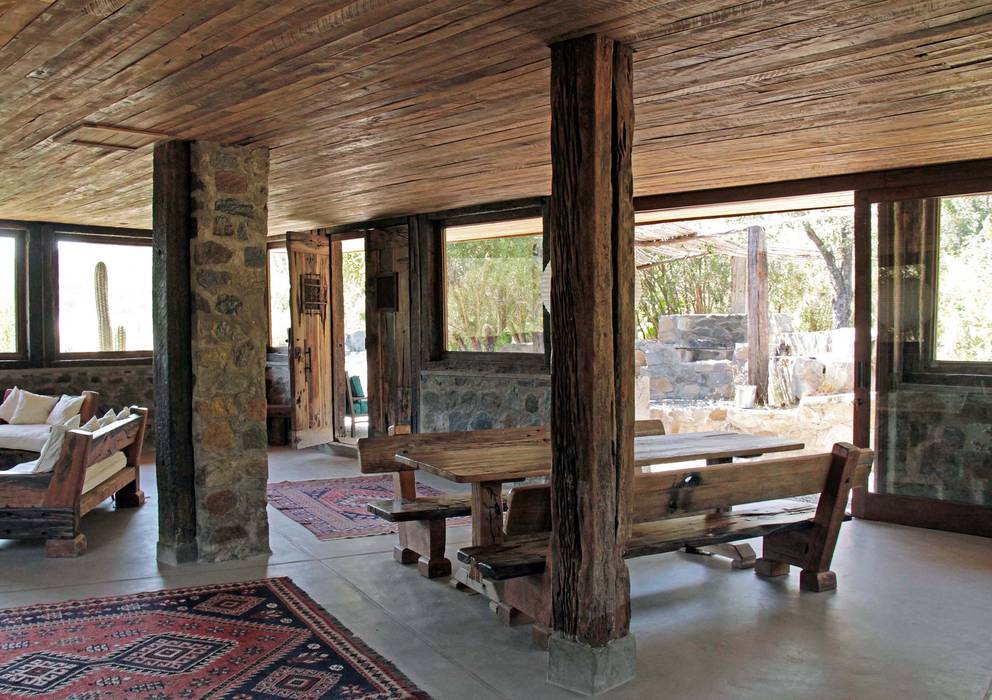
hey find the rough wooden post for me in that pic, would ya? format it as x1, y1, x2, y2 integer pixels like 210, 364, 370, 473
153, 141, 198, 565
548, 34, 636, 695
747, 225, 769, 405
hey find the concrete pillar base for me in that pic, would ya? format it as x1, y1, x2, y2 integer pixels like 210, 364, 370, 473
547, 633, 636, 696
157, 541, 198, 566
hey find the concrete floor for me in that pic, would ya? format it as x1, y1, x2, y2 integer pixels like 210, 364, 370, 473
1, 446, 990, 699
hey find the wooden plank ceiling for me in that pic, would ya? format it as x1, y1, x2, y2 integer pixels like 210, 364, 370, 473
1, 0, 991, 232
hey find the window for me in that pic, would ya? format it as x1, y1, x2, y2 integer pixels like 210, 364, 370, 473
268, 247, 291, 347
56, 237, 153, 355
934, 193, 992, 363
444, 217, 545, 354
0, 230, 22, 356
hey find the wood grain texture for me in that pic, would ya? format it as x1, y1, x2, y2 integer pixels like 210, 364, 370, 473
365, 224, 412, 436
395, 432, 805, 482
1, 3, 991, 231
746, 225, 769, 404
548, 34, 633, 647
287, 231, 335, 448
152, 140, 197, 559
366, 493, 473, 522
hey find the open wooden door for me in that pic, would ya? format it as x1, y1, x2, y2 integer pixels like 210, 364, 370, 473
287, 232, 335, 448
365, 225, 412, 436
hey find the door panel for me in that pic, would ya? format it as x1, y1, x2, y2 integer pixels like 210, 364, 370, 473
287, 232, 334, 448
365, 225, 412, 436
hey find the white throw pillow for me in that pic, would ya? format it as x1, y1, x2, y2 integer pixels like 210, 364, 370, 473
33, 415, 82, 474
115, 407, 131, 421
79, 416, 101, 432
0, 387, 20, 423
98, 409, 117, 428
46, 395, 86, 426
10, 391, 59, 425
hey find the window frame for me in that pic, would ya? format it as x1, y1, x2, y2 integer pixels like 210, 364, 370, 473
861, 182, 992, 385
49, 228, 154, 363
0, 226, 26, 361
424, 200, 550, 372
924, 192, 992, 377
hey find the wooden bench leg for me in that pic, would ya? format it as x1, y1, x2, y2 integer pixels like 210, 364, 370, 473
686, 542, 757, 569
754, 557, 790, 578
46, 533, 86, 557
756, 443, 860, 593
391, 471, 451, 578
115, 481, 145, 508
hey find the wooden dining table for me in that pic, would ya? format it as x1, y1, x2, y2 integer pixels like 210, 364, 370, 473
395, 431, 804, 595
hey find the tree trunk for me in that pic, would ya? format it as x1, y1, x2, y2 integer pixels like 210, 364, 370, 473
803, 222, 853, 328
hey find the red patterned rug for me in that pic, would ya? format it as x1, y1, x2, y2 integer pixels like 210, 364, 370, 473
267, 476, 468, 541
0, 578, 429, 699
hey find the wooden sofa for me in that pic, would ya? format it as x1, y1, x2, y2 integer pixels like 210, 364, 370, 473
0, 406, 148, 556
0, 389, 100, 469
458, 443, 873, 644
359, 419, 666, 578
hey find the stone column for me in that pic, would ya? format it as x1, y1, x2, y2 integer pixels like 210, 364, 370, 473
153, 140, 271, 564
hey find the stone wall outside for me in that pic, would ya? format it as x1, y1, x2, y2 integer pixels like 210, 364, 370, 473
0, 365, 154, 440
189, 142, 270, 562
881, 386, 992, 506
419, 370, 550, 433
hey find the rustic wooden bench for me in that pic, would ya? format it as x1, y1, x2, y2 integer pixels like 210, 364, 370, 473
359, 420, 664, 578
358, 425, 548, 578
458, 443, 873, 640
0, 407, 148, 557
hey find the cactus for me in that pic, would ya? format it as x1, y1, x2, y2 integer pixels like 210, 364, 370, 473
114, 325, 126, 352
94, 262, 113, 352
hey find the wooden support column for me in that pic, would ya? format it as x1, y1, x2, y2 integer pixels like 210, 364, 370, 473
547, 34, 636, 696
153, 141, 198, 565
746, 225, 769, 405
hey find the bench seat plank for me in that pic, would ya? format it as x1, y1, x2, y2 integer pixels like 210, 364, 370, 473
459, 502, 837, 580
367, 494, 473, 522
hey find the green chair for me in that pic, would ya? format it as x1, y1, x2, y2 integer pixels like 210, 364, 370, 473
347, 375, 369, 437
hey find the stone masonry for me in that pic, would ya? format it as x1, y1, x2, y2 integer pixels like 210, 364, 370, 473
189, 142, 270, 562
419, 370, 550, 432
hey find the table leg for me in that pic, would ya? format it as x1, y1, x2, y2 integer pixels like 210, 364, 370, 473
683, 457, 757, 569
452, 481, 507, 601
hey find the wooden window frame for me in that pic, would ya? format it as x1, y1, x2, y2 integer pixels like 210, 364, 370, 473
0, 221, 153, 369
0, 226, 27, 361
425, 199, 550, 372
49, 228, 154, 364
859, 181, 992, 386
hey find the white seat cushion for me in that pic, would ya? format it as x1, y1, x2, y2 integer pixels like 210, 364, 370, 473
0, 423, 51, 452
82, 452, 128, 494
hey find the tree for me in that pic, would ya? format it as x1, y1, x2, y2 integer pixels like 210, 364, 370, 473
798, 215, 853, 328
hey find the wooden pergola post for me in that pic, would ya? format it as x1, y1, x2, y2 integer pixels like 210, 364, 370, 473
747, 225, 769, 404
547, 34, 636, 695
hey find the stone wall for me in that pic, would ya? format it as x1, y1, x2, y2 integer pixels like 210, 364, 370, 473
188, 142, 270, 562
0, 365, 155, 440
655, 313, 748, 349
650, 394, 855, 455
881, 386, 992, 506
265, 352, 291, 405
419, 370, 550, 433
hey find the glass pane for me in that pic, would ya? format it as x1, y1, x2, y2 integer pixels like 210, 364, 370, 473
873, 198, 991, 507
934, 193, 992, 362
445, 218, 544, 354
268, 248, 290, 347
0, 236, 16, 354
57, 240, 152, 353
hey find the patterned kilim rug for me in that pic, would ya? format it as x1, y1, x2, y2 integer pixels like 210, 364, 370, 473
0, 577, 429, 699
268, 475, 468, 541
